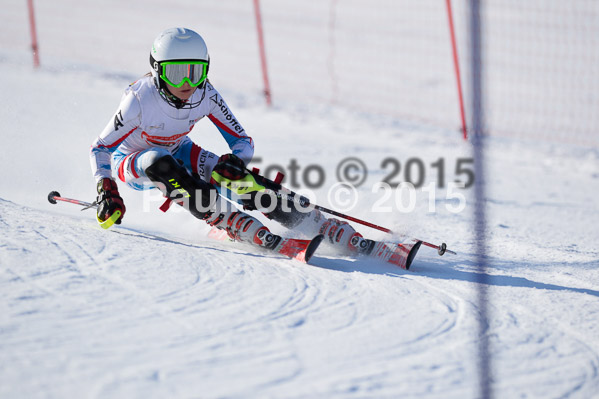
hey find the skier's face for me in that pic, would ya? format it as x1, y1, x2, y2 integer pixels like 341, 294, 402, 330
167, 81, 197, 101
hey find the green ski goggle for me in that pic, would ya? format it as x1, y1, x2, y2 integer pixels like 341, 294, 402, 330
159, 60, 208, 88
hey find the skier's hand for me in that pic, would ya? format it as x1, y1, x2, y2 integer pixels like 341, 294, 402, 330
96, 178, 126, 225
212, 153, 247, 181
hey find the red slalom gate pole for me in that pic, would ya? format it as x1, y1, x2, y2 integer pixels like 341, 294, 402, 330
27, 0, 40, 68
253, 0, 272, 106
446, 0, 467, 140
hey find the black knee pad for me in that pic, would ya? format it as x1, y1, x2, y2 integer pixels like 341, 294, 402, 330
145, 155, 217, 219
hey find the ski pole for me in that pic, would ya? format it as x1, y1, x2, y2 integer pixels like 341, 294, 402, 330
266, 188, 455, 256
47, 191, 121, 229
317, 206, 454, 255
48, 191, 97, 209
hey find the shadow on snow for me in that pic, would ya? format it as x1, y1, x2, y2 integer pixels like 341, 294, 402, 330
113, 226, 599, 298
311, 250, 599, 298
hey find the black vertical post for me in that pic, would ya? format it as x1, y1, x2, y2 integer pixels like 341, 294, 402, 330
469, 0, 492, 398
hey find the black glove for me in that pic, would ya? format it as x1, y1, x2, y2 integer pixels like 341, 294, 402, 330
211, 153, 247, 182
96, 178, 126, 224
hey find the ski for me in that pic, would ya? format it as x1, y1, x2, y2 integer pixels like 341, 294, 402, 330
344, 233, 423, 270
209, 224, 420, 270
363, 240, 423, 270
207, 227, 324, 263
213, 170, 456, 257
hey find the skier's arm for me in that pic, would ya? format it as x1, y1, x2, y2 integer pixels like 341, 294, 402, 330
89, 92, 142, 182
206, 86, 254, 165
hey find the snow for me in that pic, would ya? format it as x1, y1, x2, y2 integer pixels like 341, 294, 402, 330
1, 1, 599, 398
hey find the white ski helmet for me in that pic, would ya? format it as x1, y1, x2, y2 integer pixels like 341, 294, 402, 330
149, 28, 210, 107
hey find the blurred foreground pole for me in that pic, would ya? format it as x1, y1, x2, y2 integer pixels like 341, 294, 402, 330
469, 0, 492, 398
253, 0, 272, 106
27, 0, 40, 68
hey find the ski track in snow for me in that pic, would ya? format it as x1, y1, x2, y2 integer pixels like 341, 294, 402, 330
1, 198, 598, 398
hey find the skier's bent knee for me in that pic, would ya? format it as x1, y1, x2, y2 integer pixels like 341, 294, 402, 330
140, 148, 172, 172
145, 154, 217, 220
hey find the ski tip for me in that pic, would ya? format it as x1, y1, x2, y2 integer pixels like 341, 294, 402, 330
304, 234, 325, 263
405, 240, 423, 271
48, 191, 60, 205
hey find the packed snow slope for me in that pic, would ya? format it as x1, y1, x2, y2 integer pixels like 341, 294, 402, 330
2, 6, 599, 399
1, 52, 599, 399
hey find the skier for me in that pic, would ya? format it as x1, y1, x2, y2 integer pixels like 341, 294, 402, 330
90, 27, 380, 257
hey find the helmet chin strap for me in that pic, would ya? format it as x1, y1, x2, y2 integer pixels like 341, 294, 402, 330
163, 86, 186, 109
155, 79, 206, 109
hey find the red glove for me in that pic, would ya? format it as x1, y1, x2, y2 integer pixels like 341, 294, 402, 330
96, 178, 126, 224
211, 153, 247, 182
